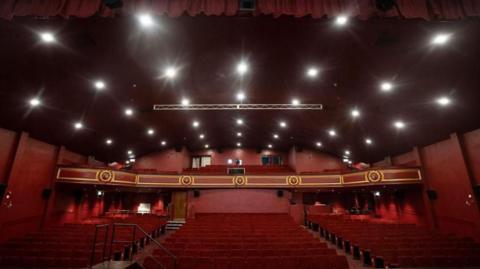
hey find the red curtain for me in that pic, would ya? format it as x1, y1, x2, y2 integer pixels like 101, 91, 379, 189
0, 0, 479, 20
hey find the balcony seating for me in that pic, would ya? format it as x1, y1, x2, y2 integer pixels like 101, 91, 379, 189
183, 165, 294, 175
0, 215, 166, 268
307, 214, 480, 268
145, 213, 349, 269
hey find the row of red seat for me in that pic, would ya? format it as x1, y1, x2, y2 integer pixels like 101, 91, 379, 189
183, 165, 294, 174
307, 214, 480, 268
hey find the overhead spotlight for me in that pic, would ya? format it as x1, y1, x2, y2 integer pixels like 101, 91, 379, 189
267, 144, 273, 149
137, 13, 155, 28
236, 142, 242, 147
160, 140, 167, 146
147, 128, 155, 135
236, 91, 246, 101
342, 158, 349, 163
237, 132, 242, 137
306, 67, 319, 78
227, 159, 233, 164
124, 108, 133, 116
126, 160, 130, 164
316, 142, 322, 147
291, 98, 300, 106
199, 134, 205, 139
436, 96, 451, 106
273, 134, 279, 139
380, 82, 393, 92
328, 129, 337, 137
105, 138, 113, 145
431, 33, 451, 45
374, 191, 381, 197
29, 98, 41, 107
192, 121, 200, 128
344, 150, 351, 156
181, 98, 190, 106
164, 66, 178, 79
74, 122, 83, 130
236, 61, 248, 75
279, 121, 287, 128
393, 120, 406, 129
236, 119, 244, 125
39, 32, 55, 43
129, 158, 136, 162
335, 15, 348, 26
127, 150, 133, 155
351, 109, 360, 118
365, 138, 373, 145
94, 80, 105, 90
204, 144, 209, 149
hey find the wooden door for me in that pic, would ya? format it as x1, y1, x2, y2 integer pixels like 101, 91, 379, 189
172, 191, 187, 220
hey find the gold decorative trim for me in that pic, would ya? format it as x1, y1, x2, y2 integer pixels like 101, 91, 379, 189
180, 175, 193, 185
98, 170, 114, 182
234, 176, 247, 186
365, 170, 383, 183
287, 176, 300, 186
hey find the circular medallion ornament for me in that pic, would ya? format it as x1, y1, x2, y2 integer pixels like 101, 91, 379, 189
366, 170, 383, 183
234, 176, 246, 186
180, 176, 193, 185
287, 176, 300, 186
98, 170, 114, 182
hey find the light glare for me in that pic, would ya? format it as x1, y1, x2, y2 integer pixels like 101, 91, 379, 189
29, 98, 41, 107
40, 32, 55, 43
306, 67, 319, 78
138, 13, 155, 28
94, 80, 105, 90
335, 16, 348, 26
436, 96, 451, 106
431, 33, 451, 45
381, 82, 393, 92
74, 122, 83, 130
394, 121, 406, 129
236, 61, 248, 75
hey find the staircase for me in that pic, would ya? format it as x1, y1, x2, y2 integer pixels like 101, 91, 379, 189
165, 219, 185, 231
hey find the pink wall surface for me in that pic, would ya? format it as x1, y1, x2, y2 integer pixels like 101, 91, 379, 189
134, 147, 189, 172
392, 151, 419, 166
189, 148, 288, 166
188, 189, 291, 214
294, 149, 345, 173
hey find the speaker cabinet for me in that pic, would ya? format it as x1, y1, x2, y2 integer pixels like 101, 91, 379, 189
42, 188, 52, 199
239, 0, 255, 11
277, 190, 284, 198
0, 183, 6, 198
426, 190, 437, 200
193, 190, 200, 198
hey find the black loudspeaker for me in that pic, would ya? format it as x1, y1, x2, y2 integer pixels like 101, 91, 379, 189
239, 0, 255, 11
426, 190, 438, 200
193, 190, 200, 198
0, 183, 6, 198
102, 0, 123, 9
42, 188, 52, 199
473, 185, 480, 200
376, 0, 396, 11
277, 190, 284, 198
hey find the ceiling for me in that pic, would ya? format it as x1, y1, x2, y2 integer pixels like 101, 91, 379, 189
1, 15, 479, 163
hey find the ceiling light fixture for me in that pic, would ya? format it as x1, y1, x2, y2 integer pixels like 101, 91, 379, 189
267, 144, 273, 149
345, 150, 351, 155
204, 144, 209, 149
124, 108, 133, 116
431, 33, 451, 45
394, 120, 406, 129
273, 134, 279, 139
291, 98, 300, 106
436, 96, 451, 106
192, 121, 200, 128
351, 109, 360, 118
160, 140, 167, 146
105, 138, 113, 145
164, 66, 178, 79
236, 142, 242, 147
147, 128, 155, 135
328, 129, 337, 137
236, 61, 248, 76
306, 67, 319, 78
199, 134, 205, 139
380, 82, 393, 92
279, 121, 287, 128
74, 122, 83, 130
236, 91, 246, 101
316, 142, 322, 147
237, 132, 242, 137
29, 98, 41, 107
335, 15, 348, 26
39, 32, 55, 43
137, 13, 155, 28
181, 98, 190, 106
94, 80, 105, 90
127, 150, 133, 155
365, 138, 373, 145
236, 119, 244, 125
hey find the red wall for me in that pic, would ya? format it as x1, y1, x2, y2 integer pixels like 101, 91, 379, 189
190, 148, 288, 166
0, 128, 17, 184
294, 149, 345, 173
104, 192, 167, 215
134, 147, 189, 172
463, 129, 480, 185
187, 189, 291, 214
374, 188, 427, 225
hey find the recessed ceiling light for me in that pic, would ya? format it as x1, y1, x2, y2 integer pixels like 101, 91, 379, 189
291, 98, 300, 106
124, 108, 133, 116
236, 91, 246, 101
431, 33, 451, 45
236, 142, 242, 147
351, 109, 360, 118
436, 96, 451, 106
147, 128, 155, 135
199, 134, 205, 139
267, 144, 273, 149
164, 66, 178, 79
345, 150, 351, 155
39, 32, 55, 43
160, 140, 167, 146
192, 121, 200, 128
74, 122, 83, 130
181, 98, 190, 106
316, 141, 322, 147
29, 98, 41, 107
237, 132, 242, 137
393, 120, 406, 129
137, 13, 155, 28
273, 134, 279, 139
365, 138, 373, 145
306, 67, 319, 78
380, 82, 393, 92
328, 129, 337, 137
127, 150, 133, 155
236, 61, 248, 75
236, 119, 244, 125
279, 121, 287, 128
204, 144, 209, 149
94, 80, 105, 90
105, 138, 113, 145
335, 15, 348, 26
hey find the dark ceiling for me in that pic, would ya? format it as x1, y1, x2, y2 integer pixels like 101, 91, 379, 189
0, 15, 479, 163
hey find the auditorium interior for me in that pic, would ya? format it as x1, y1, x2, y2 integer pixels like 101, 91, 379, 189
1, 1, 480, 269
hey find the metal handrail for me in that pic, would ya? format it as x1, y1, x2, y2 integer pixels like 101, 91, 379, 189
90, 224, 109, 268
111, 223, 177, 269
